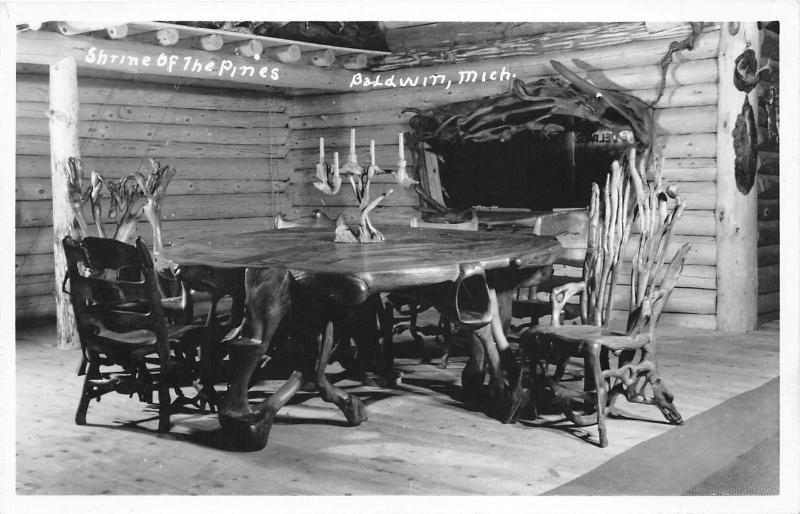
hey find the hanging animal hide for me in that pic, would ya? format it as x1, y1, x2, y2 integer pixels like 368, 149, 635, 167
732, 96, 758, 195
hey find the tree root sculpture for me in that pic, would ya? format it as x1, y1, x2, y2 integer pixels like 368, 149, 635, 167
63, 157, 176, 248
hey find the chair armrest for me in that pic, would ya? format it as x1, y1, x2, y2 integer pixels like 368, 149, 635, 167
551, 281, 585, 327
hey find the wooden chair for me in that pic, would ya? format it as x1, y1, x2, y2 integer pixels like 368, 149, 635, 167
385, 211, 479, 369
512, 208, 588, 327
63, 235, 217, 432
506, 153, 689, 447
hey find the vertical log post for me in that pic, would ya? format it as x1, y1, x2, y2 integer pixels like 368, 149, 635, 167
715, 22, 760, 332
49, 56, 81, 349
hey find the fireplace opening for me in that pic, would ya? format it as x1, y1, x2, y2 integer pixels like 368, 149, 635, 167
436, 125, 622, 211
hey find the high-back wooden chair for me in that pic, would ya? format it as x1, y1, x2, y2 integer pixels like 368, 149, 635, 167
506, 152, 690, 447
63, 235, 214, 432
512, 208, 589, 326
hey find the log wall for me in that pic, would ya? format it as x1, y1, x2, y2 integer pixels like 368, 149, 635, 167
756, 25, 780, 323
15, 72, 290, 322
286, 23, 722, 329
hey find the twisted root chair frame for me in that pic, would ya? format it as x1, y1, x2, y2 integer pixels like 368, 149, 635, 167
507, 149, 689, 447
63, 235, 218, 433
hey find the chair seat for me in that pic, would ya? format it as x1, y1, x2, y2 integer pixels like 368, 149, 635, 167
530, 324, 649, 350
93, 323, 208, 349
95, 328, 157, 346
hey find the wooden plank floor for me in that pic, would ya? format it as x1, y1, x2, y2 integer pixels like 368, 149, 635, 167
14, 320, 779, 495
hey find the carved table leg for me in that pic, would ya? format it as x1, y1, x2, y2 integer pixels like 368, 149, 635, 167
311, 320, 367, 425
218, 268, 292, 451
461, 333, 486, 402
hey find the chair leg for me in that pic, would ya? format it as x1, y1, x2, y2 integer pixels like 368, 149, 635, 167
437, 317, 452, 370
410, 308, 428, 364
588, 343, 608, 448
378, 300, 395, 379
75, 360, 100, 426
157, 380, 171, 433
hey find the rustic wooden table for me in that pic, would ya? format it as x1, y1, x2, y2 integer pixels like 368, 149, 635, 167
162, 226, 562, 450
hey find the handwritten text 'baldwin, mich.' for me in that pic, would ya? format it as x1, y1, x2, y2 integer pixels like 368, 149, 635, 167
349, 68, 517, 89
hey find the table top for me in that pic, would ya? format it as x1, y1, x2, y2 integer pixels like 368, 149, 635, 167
161, 226, 561, 303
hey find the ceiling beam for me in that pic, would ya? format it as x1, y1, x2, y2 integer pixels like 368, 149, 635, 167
385, 22, 602, 52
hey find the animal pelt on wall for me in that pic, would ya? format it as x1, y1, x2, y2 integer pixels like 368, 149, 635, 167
732, 96, 758, 195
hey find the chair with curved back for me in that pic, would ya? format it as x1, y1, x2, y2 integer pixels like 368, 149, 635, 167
63, 235, 215, 433
506, 152, 689, 447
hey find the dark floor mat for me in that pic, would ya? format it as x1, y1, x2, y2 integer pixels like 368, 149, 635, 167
544, 377, 779, 495
684, 433, 779, 496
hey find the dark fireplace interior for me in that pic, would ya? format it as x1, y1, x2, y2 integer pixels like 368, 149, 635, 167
437, 126, 620, 211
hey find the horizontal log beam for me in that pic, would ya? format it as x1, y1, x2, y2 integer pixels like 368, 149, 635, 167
617, 263, 716, 290
17, 135, 287, 159
757, 245, 780, 266
758, 220, 779, 246
286, 182, 419, 208
757, 292, 779, 315
17, 101, 289, 128
608, 311, 717, 330
291, 73, 717, 116
758, 264, 780, 294
16, 273, 55, 298
556, 234, 716, 266
661, 167, 716, 182
659, 133, 717, 159
756, 174, 779, 199
16, 193, 291, 228
377, 24, 719, 84
380, 23, 719, 72
611, 287, 716, 314
17, 117, 289, 146
17, 31, 362, 91
654, 106, 717, 135
289, 108, 415, 130
15, 253, 55, 276
16, 177, 287, 201
17, 155, 291, 180
16, 217, 276, 256
286, 146, 417, 175
286, 124, 408, 150
17, 73, 287, 112
758, 199, 779, 221
761, 28, 779, 60
16, 295, 57, 321
385, 22, 602, 51
285, 206, 420, 227
289, 103, 717, 136
758, 151, 779, 175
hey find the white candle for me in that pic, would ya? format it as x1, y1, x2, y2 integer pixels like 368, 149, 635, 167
370, 140, 375, 165
319, 137, 324, 163
334, 151, 339, 170
399, 133, 404, 159
350, 128, 356, 155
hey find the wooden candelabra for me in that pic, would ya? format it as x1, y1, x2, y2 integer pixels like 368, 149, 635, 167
313, 129, 417, 243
